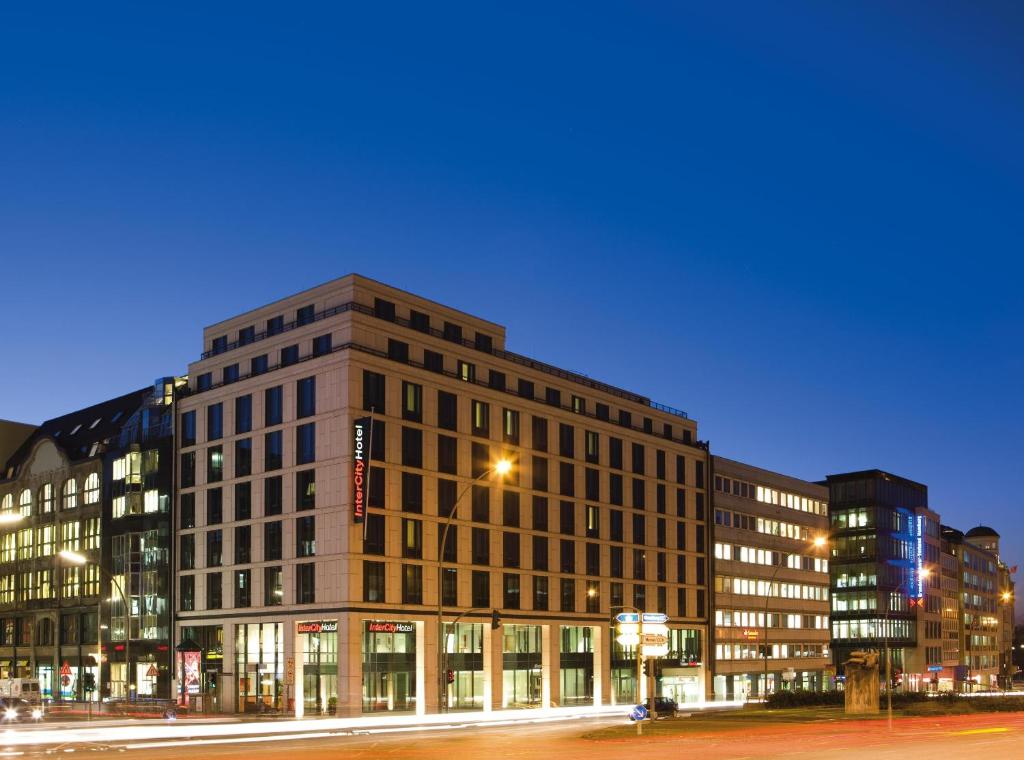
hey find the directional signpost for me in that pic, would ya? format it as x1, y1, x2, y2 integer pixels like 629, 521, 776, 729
615, 610, 674, 734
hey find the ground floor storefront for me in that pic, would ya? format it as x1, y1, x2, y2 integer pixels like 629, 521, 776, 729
176, 613, 709, 717
712, 663, 833, 700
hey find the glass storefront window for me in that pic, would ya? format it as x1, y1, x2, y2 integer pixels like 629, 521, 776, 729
362, 621, 416, 713
559, 626, 594, 706
300, 623, 338, 714
444, 623, 483, 710
502, 624, 541, 708
236, 622, 283, 713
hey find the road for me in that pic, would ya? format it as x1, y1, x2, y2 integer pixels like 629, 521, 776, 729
5, 711, 1024, 759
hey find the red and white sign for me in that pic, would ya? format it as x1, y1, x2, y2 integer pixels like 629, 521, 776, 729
366, 621, 414, 634
353, 419, 369, 523
60, 661, 71, 677
297, 620, 339, 634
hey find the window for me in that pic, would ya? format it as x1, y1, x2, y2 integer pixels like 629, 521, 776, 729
265, 431, 283, 470
444, 321, 463, 343
439, 523, 457, 563
180, 576, 195, 612
532, 536, 548, 570
424, 349, 444, 373
265, 386, 283, 426
196, 373, 212, 392
560, 579, 575, 612
296, 304, 314, 325
207, 488, 223, 524
207, 572, 222, 610
503, 491, 520, 527
251, 354, 268, 376
438, 391, 458, 431
296, 470, 315, 510
62, 479, 78, 510
559, 424, 574, 458
560, 539, 575, 573
238, 325, 255, 345
633, 514, 646, 545
531, 417, 548, 451
296, 423, 316, 464
181, 411, 196, 447
297, 377, 316, 418
402, 564, 422, 604
545, 388, 561, 407
235, 438, 252, 477
265, 566, 283, 606
313, 333, 332, 356
610, 546, 623, 577
264, 476, 282, 516
441, 568, 457, 606
503, 532, 520, 568
207, 403, 223, 441
518, 379, 535, 399
235, 395, 252, 434
402, 518, 422, 559
503, 409, 520, 444
402, 427, 423, 468
266, 315, 284, 336
585, 505, 599, 538
472, 570, 489, 608
296, 516, 316, 557
235, 570, 251, 608
532, 496, 549, 531
504, 574, 521, 609
264, 521, 282, 561
410, 309, 430, 332
533, 576, 549, 610
223, 364, 239, 385
560, 501, 575, 535
296, 563, 315, 603
180, 494, 195, 528
472, 485, 489, 523
471, 400, 490, 436
458, 360, 476, 383
584, 431, 599, 464
281, 344, 299, 367
235, 482, 252, 520
207, 446, 223, 482
489, 370, 506, 390
364, 561, 385, 602
610, 510, 624, 541
402, 472, 422, 513
471, 527, 490, 565
437, 435, 458, 475
207, 530, 223, 566
363, 370, 386, 413
632, 443, 645, 475
609, 438, 623, 469
402, 382, 422, 422
585, 468, 600, 501
388, 339, 409, 363
632, 478, 646, 509
363, 514, 385, 555
572, 395, 585, 414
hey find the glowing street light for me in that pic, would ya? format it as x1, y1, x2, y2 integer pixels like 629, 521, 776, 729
0, 513, 25, 525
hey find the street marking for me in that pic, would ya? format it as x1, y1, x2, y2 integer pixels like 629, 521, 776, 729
951, 727, 1010, 735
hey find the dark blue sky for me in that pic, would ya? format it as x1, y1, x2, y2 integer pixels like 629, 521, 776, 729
2, 3, 1021, 603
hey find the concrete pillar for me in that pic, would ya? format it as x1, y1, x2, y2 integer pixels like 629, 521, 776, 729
221, 622, 236, 714
293, 623, 304, 718
545, 623, 558, 707
415, 619, 426, 717
592, 626, 603, 706
487, 622, 501, 710
340, 613, 362, 717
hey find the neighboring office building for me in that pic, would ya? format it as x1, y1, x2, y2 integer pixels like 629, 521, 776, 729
173, 273, 711, 717
710, 457, 830, 700
0, 382, 177, 700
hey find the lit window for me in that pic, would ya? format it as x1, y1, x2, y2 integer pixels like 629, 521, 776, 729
18, 489, 31, 517
62, 479, 78, 510
83, 474, 100, 505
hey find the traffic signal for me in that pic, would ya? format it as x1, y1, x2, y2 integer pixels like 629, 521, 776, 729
490, 609, 501, 630
642, 660, 650, 677
82, 672, 96, 693
446, 669, 455, 684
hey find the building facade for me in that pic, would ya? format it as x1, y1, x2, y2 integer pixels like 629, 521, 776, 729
174, 274, 711, 716
0, 382, 177, 701
710, 457, 830, 700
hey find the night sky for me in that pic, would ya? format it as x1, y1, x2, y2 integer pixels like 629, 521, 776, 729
1, 4, 1021, 611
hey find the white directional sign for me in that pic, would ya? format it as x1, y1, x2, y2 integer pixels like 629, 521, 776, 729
641, 633, 668, 646
615, 612, 640, 624
642, 613, 668, 624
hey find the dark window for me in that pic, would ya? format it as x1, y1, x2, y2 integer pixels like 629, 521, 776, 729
424, 350, 444, 373
181, 411, 196, 447
364, 514, 385, 555
472, 570, 489, 608
609, 438, 623, 469
374, 298, 396, 321
676, 455, 686, 484
610, 546, 623, 577
441, 568, 457, 606
676, 522, 686, 551
265, 566, 283, 605
402, 426, 423, 468
610, 510, 623, 541
212, 335, 228, 354
196, 373, 212, 392
533, 576, 548, 610
388, 339, 409, 363
207, 487, 223, 524
265, 430, 283, 470
676, 488, 686, 517
545, 388, 561, 407
207, 403, 223, 441
559, 462, 575, 496
596, 403, 609, 421
696, 589, 706, 618
619, 410, 632, 428
471, 400, 490, 437
559, 501, 575, 535
235, 481, 251, 521
560, 539, 575, 573
437, 479, 456, 521
696, 524, 705, 552
677, 587, 687, 617
235, 525, 251, 564
489, 370, 506, 391
695, 460, 705, 489
297, 377, 316, 418
296, 423, 316, 464
180, 534, 195, 570
206, 572, 222, 609
369, 466, 385, 507
633, 548, 646, 579
364, 561, 385, 602
296, 563, 315, 604
632, 443, 645, 475
471, 485, 489, 523
633, 514, 646, 546
281, 344, 299, 367
438, 390, 458, 431
437, 435, 458, 475
265, 386, 283, 426
532, 535, 548, 570
560, 579, 575, 612
532, 456, 548, 491
296, 469, 316, 510
586, 543, 600, 576
531, 417, 548, 451
518, 379, 535, 399
632, 478, 646, 509
402, 472, 423, 513
207, 446, 223, 482
502, 491, 520, 527
180, 576, 195, 612
402, 518, 422, 559
532, 496, 549, 531
251, 354, 268, 376
363, 370, 386, 413
471, 527, 490, 565
656, 483, 666, 513
471, 442, 490, 478
296, 516, 316, 557
585, 468, 599, 501
313, 333, 332, 357
264, 520, 282, 561
559, 424, 574, 458
443, 321, 463, 343
438, 523, 457, 563
402, 382, 422, 422
696, 492, 705, 521
180, 493, 195, 529
656, 450, 666, 480
266, 315, 284, 336
475, 333, 493, 352
235, 395, 252, 434
657, 518, 666, 548
223, 364, 239, 385
235, 438, 252, 477
206, 530, 223, 567
410, 309, 430, 332
633, 584, 646, 610
296, 304, 315, 325
610, 581, 623, 609
264, 476, 283, 516
503, 574, 521, 609
503, 532, 520, 568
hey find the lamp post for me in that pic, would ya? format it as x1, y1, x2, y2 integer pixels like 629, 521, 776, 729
762, 534, 827, 701
58, 550, 131, 703
436, 458, 511, 714
0, 513, 25, 682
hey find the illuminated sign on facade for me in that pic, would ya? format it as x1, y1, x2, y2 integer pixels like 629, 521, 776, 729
297, 621, 339, 634
353, 418, 369, 524
366, 621, 414, 634
915, 514, 924, 599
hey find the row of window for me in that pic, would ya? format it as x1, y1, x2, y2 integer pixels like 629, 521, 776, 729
181, 423, 315, 487
180, 516, 315, 569
714, 475, 826, 516
0, 475, 101, 517
180, 471, 315, 527
182, 378, 316, 447
715, 642, 829, 661
713, 542, 828, 573
0, 613, 99, 646
714, 575, 830, 601
714, 610, 829, 629
0, 565, 102, 603
713, 509, 818, 541
0, 519, 102, 561
179, 563, 314, 610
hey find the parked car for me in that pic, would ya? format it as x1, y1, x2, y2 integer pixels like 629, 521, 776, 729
0, 698, 43, 722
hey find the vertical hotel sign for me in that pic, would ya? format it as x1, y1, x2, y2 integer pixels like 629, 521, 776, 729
914, 514, 924, 599
353, 417, 371, 524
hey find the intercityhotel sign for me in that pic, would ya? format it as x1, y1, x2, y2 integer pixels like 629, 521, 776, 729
297, 621, 339, 634
367, 621, 414, 634
353, 418, 370, 524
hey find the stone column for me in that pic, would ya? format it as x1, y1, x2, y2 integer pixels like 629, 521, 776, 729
544, 623, 558, 707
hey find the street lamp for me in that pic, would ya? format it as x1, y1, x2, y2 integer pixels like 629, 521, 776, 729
882, 566, 930, 730
58, 550, 132, 702
762, 534, 829, 700
436, 458, 512, 714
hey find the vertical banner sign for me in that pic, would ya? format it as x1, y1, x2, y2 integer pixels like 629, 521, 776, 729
914, 514, 924, 599
353, 417, 370, 524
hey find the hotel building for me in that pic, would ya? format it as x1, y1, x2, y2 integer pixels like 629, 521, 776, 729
174, 274, 711, 717
711, 457, 830, 699
0, 382, 177, 700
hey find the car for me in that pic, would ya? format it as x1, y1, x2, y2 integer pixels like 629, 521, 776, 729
0, 698, 43, 722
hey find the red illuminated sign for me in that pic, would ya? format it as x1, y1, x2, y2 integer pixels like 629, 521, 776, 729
297, 620, 339, 634
353, 418, 369, 523
366, 621, 414, 634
